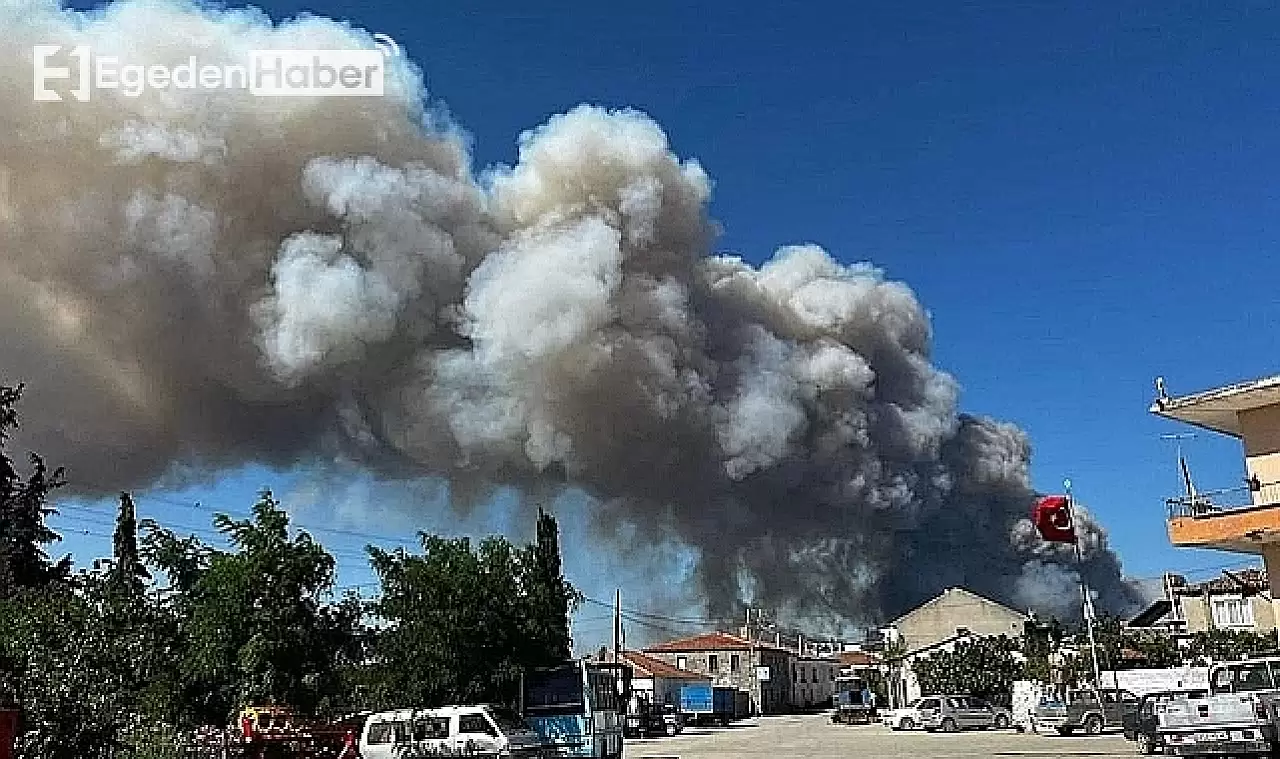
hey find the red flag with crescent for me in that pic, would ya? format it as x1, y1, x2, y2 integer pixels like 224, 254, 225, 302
1032, 495, 1076, 543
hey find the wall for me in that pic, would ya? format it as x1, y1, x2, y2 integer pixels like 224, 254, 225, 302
1178, 591, 1276, 633
1180, 593, 1212, 633
1097, 667, 1210, 695
894, 589, 1027, 652
1240, 405, 1280, 498
647, 647, 796, 715
790, 658, 837, 708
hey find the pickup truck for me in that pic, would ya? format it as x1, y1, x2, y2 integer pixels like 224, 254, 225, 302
1033, 687, 1138, 735
1155, 659, 1280, 757
1122, 688, 1208, 755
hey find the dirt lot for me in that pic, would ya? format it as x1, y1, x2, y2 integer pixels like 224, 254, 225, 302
625, 712, 1136, 758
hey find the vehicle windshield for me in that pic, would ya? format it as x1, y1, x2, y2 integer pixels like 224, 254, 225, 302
1213, 662, 1276, 693
524, 664, 584, 713
489, 707, 530, 733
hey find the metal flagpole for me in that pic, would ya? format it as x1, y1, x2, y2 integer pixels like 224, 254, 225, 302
1066, 479, 1103, 687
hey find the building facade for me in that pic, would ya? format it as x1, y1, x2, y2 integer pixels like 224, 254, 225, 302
790, 657, 838, 709
1152, 374, 1280, 643
887, 587, 1029, 653
644, 632, 794, 715
619, 650, 710, 706
1172, 568, 1276, 634
880, 587, 1029, 708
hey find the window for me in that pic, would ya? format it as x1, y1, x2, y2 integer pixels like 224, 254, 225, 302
730, 654, 740, 673
413, 717, 450, 740
366, 721, 407, 745
811, 667, 817, 683
459, 714, 496, 736
676, 656, 687, 670
800, 667, 806, 683
792, 665, 797, 683
708, 654, 719, 673
1212, 596, 1255, 628
1220, 662, 1276, 693
829, 669, 835, 681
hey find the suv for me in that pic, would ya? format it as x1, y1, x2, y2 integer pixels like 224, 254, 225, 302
919, 695, 1012, 732
1036, 687, 1139, 735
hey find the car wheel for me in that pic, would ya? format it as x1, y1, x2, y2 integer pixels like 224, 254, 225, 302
1056, 727, 1073, 736
994, 714, 1009, 729
941, 717, 958, 733
900, 717, 915, 731
1136, 732, 1155, 755
1084, 714, 1103, 735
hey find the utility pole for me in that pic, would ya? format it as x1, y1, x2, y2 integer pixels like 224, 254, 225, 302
613, 589, 621, 664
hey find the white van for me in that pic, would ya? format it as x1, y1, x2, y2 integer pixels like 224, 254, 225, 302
359, 704, 546, 758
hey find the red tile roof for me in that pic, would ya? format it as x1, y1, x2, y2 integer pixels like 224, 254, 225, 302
621, 650, 709, 680
838, 651, 878, 667
644, 631, 782, 653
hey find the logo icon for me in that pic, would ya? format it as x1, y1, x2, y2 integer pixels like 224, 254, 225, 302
372, 33, 400, 58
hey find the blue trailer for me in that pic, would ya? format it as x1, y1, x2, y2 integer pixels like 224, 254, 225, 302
679, 684, 736, 726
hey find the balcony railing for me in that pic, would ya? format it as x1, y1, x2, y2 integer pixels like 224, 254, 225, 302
1166, 480, 1280, 520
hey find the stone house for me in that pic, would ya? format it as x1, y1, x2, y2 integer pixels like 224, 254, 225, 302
644, 631, 794, 715
619, 650, 710, 706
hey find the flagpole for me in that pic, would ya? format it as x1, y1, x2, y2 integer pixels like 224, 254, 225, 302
1066, 479, 1104, 688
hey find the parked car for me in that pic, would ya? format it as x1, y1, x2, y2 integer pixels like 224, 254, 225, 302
880, 698, 925, 730
919, 695, 1013, 732
1121, 688, 1209, 755
359, 704, 545, 759
1035, 687, 1139, 735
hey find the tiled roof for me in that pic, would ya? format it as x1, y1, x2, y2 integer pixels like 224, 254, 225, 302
621, 651, 709, 680
645, 631, 780, 653
838, 651, 877, 667
1177, 567, 1268, 595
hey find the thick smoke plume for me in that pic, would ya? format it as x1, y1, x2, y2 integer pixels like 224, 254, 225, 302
0, 0, 1143, 626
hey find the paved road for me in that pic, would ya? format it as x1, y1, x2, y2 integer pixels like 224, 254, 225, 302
625, 713, 1136, 758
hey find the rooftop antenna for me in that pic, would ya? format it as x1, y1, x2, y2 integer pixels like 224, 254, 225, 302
1161, 433, 1198, 499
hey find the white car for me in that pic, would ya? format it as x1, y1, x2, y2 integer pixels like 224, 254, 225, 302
881, 698, 926, 730
359, 704, 545, 759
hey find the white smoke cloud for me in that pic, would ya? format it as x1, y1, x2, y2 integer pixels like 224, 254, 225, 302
0, 0, 1144, 625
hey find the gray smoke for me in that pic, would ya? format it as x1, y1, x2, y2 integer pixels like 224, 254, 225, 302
0, 0, 1143, 627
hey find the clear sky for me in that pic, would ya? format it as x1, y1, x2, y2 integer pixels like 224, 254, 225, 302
49, 0, 1280, 640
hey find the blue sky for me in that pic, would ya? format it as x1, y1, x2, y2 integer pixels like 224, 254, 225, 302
50, 0, 1280, 640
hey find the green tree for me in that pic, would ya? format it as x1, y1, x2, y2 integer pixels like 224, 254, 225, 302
0, 384, 70, 599
107, 492, 150, 603
912, 635, 1026, 699
0, 570, 178, 759
368, 510, 580, 709
1186, 628, 1275, 663
144, 490, 361, 724
522, 507, 580, 664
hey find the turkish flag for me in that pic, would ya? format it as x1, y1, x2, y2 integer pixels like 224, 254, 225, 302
1032, 495, 1077, 543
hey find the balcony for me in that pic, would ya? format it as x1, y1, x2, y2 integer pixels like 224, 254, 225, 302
1166, 480, 1280, 552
